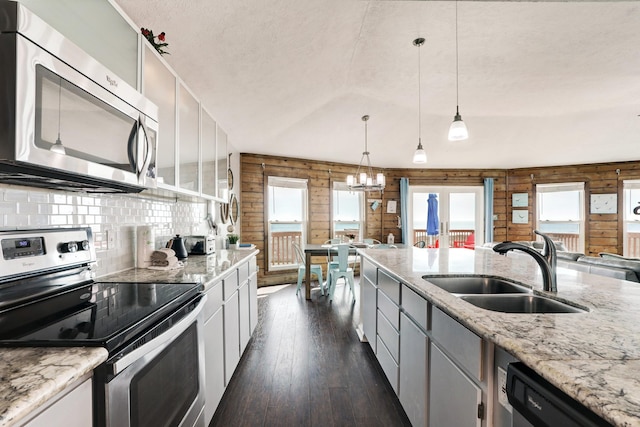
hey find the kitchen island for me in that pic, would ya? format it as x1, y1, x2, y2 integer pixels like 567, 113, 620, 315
359, 246, 640, 427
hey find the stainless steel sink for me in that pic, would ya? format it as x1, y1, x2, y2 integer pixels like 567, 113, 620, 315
459, 294, 586, 314
423, 275, 531, 294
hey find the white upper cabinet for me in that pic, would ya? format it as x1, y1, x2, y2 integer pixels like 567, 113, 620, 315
178, 83, 200, 194
17, 0, 138, 88
143, 45, 177, 187
217, 128, 229, 201
201, 109, 217, 198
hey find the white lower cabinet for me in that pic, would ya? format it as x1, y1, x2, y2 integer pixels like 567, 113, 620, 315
203, 280, 225, 425
203, 254, 258, 423
399, 312, 428, 427
223, 289, 240, 386
239, 281, 250, 352
22, 377, 92, 427
430, 343, 483, 427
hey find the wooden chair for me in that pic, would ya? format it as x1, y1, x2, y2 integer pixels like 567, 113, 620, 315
292, 242, 324, 296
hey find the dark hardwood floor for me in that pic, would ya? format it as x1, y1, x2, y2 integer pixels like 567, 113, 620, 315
210, 280, 412, 427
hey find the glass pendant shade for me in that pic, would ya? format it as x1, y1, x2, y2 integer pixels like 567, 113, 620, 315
50, 138, 66, 155
448, 108, 468, 141
413, 140, 427, 164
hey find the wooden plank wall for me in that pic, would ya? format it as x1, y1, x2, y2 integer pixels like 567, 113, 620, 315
507, 161, 640, 256
240, 153, 507, 286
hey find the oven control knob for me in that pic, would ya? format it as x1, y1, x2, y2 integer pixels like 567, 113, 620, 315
60, 241, 78, 253
79, 240, 90, 251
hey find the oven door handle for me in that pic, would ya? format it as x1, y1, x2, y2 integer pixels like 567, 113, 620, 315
109, 294, 206, 375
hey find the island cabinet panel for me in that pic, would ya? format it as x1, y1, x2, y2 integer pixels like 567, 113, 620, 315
432, 306, 484, 382
376, 335, 399, 394
399, 312, 428, 427
249, 270, 258, 334
378, 270, 401, 304
362, 257, 377, 283
402, 284, 429, 331
377, 309, 399, 362
377, 289, 400, 330
21, 377, 92, 427
430, 343, 483, 427
361, 274, 377, 353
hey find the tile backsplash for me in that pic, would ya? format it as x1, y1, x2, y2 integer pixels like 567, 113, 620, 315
0, 183, 211, 276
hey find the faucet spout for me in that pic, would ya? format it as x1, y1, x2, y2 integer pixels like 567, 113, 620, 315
493, 231, 558, 292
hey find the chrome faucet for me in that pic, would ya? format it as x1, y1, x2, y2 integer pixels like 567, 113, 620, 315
493, 230, 557, 292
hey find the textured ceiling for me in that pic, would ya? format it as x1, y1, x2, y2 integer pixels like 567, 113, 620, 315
114, 0, 640, 169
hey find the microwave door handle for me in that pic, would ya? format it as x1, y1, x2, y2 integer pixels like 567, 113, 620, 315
138, 119, 151, 177
127, 119, 138, 175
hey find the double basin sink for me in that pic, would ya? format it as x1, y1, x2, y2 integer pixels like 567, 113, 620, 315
423, 276, 586, 314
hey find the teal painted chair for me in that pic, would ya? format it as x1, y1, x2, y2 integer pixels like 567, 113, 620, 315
324, 238, 342, 272
327, 244, 356, 303
292, 242, 324, 296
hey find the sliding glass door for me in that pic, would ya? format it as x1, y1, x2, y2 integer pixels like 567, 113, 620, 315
410, 186, 484, 248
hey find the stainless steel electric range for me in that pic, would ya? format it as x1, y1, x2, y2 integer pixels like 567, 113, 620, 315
0, 227, 206, 427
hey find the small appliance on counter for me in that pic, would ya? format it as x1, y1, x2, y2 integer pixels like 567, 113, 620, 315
185, 235, 216, 255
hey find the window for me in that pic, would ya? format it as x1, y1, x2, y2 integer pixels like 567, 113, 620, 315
332, 183, 364, 241
536, 183, 584, 252
267, 176, 308, 271
623, 180, 640, 257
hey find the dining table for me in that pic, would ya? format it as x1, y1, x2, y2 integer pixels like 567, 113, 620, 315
302, 243, 364, 300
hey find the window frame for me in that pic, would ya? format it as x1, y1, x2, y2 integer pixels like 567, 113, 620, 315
331, 182, 365, 242
535, 182, 585, 253
266, 176, 309, 272
622, 180, 640, 257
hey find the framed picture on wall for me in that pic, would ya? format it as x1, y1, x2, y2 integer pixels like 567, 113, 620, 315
512, 193, 528, 207
590, 194, 617, 214
512, 209, 528, 224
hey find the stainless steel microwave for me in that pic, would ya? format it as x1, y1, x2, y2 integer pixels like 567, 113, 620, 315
0, 1, 158, 193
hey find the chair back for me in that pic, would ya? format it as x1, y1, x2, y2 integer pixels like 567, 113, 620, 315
330, 244, 353, 271
325, 238, 341, 245
364, 238, 381, 245
291, 242, 305, 265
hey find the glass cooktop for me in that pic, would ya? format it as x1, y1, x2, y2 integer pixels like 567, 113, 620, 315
0, 281, 200, 353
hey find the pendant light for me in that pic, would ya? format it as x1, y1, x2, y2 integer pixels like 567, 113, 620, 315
412, 37, 427, 164
448, 0, 469, 141
346, 115, 385, 192
50, 77, 66, 155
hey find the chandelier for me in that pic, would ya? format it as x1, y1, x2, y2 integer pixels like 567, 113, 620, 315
346, 115, 385, 192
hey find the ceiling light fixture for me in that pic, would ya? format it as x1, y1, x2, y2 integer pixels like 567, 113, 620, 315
448, 0, 468, 141
412, 37, 427, 164
346, 115, 385, 193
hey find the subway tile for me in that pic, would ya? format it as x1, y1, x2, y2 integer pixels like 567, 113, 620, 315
4, 190, 28, 202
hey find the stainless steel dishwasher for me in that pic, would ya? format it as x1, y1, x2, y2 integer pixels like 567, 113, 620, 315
506, 362, 612, 427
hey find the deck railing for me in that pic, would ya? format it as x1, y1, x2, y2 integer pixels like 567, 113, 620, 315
413, 229, 475, 248
627, 233, 640, 258
269, 231, 302, 267
541, 232, 580, 252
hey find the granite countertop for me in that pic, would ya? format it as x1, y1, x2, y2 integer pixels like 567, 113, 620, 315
0, 347, 108, 427
97, 248, 259, 291
0, 248, 258, 427
359, 247, 640, 427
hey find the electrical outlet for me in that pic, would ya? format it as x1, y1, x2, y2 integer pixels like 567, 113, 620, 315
106, 230, 115, 250
497, 367, 512, 413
